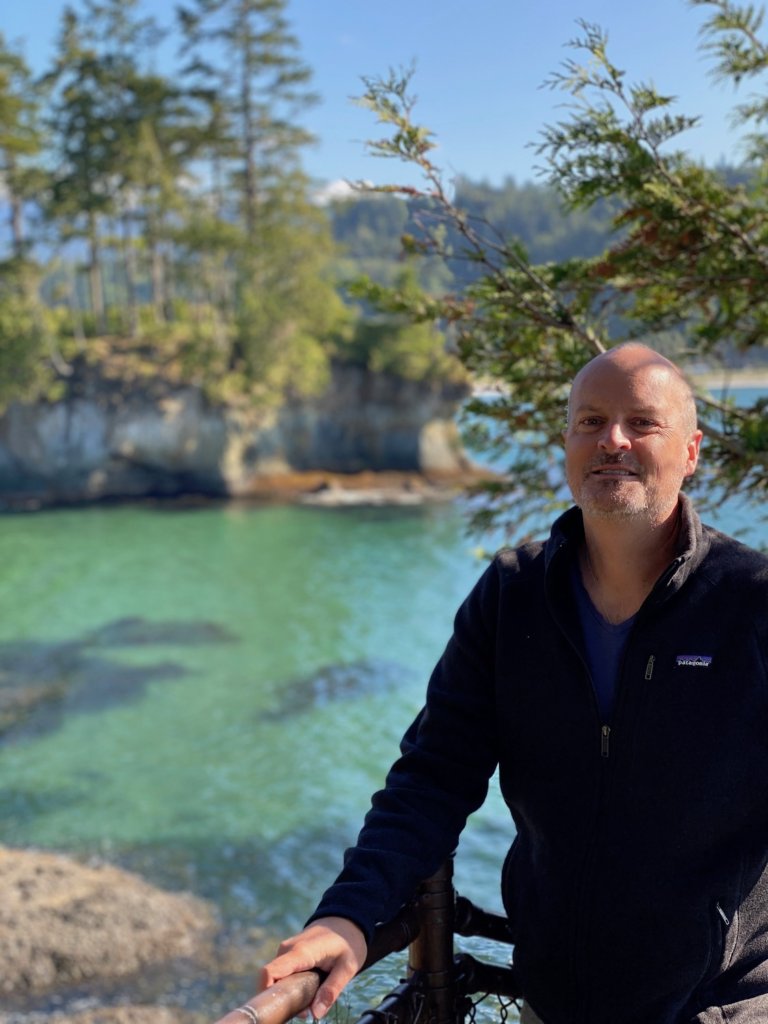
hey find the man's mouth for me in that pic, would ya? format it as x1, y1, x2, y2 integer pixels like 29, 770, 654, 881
589, 465, 639, 478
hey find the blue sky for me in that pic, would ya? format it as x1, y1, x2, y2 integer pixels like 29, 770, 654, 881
1, 0, 750, 189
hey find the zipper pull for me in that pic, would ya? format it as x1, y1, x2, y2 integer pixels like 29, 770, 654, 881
645, 655, 655, 680
601, 724, 611, 758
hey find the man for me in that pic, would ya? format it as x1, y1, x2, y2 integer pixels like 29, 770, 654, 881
235, 344, 768, 1023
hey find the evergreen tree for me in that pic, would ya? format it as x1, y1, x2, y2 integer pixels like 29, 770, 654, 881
44, 0, 171, 333
178, 0, 316, 238
0, 35, 55, 407
44, 6, 120, 331
116, 69, 205, 329
353, 6, 768, 541
0, 34, 46, 267
176, 0, 345, 400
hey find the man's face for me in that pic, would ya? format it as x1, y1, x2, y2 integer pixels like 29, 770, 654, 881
564, 352, 702, 524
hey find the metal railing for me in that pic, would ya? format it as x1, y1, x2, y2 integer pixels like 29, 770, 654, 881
234, 858, 520, 1024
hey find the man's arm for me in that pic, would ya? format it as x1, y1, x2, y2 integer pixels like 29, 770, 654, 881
304, 558, 501, 938
215, 559, 503, 1024
258, 916, 367, 1019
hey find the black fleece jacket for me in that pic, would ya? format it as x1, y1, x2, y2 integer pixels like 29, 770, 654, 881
310, 497, 768, 1024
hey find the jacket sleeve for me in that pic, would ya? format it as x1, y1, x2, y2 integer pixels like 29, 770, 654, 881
307, 557, 503, 941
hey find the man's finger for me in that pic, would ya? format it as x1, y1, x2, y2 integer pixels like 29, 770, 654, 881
310, 967, 354, 1020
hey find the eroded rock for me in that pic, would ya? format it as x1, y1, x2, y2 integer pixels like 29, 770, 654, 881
0, 1007, 204, 1024
0, 847, 217, 996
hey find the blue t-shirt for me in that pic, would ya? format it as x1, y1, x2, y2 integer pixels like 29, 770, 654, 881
570, 561, 636, 721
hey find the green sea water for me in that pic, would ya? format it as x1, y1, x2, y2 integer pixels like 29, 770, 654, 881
0, 499, 516, 1015
0, 479, 765, 1016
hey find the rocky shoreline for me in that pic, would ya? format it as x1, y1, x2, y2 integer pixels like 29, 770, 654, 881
0, 846, 274, 1024
0, 361, 474, 509
0, 1008, 197, 1024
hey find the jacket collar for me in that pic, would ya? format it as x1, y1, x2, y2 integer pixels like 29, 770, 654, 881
544, 493, 710, 604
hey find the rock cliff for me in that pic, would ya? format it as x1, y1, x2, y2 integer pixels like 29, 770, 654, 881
0, 362, 471, 505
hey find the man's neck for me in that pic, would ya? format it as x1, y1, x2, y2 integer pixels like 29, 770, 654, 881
579, 504, 682, 624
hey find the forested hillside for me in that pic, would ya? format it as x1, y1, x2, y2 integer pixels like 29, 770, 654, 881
0, 0, 758, 428
0, 0, 463, 416
329, 176, 618, 285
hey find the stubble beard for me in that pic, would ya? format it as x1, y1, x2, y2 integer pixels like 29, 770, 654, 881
575, 483, 651, 520
570, 458, 685, 523
569, 455, 653, 521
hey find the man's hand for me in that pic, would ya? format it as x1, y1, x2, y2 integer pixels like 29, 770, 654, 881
258, 916, 368, 1019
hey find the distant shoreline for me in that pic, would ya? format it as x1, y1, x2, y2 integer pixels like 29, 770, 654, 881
691, 369, 768, 389
474, 369, 768, 396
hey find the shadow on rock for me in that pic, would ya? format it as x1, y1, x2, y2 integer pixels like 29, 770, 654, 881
0, 617, 237, 743
262, 658, 412, 722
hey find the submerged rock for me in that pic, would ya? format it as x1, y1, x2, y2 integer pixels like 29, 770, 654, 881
0, 847, 217, 997
0, 1008, 204, 1024
263, 658, 408, 721
0, 616, 236, 741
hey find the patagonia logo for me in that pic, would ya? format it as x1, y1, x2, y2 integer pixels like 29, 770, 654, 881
676, 654, 713, 668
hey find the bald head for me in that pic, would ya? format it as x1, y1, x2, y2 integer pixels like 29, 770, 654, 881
568, 344, 698, 435
564, 342, 703, 524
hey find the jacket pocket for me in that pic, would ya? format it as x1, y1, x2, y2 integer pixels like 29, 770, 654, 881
702, 900, 733, 983
501, 838, 520, 943
714, 899, 739, 972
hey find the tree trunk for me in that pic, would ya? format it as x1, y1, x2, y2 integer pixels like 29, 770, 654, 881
10, 195, 24, 261
239, 32, 258, 240
5, 156, 26, 262
121, 208, 139, 337
88, 211, 106, 333
150, 236, 166, 323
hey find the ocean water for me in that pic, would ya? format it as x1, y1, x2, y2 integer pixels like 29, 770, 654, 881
0, 423, 765, 1017
0, 499, 507, 1015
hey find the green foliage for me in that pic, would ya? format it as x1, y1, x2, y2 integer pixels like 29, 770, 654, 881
449, 178, 616, 270
354, 9, 768, 541
334, 311, 460, 384
0, 33, 46, 260
0, 277, 58, 411
10, 0, 374, 412
0, 0, 473, 422
171, 0, 344, 404
177, 0, 318, 236
329, 265, 464, 383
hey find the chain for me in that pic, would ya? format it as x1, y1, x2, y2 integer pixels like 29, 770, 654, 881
464, 991, 522, 1024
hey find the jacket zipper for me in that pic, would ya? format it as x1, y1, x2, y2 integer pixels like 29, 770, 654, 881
601, 724, 610, 758
547, 533, 677, 1021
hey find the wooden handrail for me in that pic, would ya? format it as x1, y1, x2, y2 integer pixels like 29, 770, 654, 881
214, 898, 422, 1024
217, 970, 323, 1024
213, 860, 517, 1024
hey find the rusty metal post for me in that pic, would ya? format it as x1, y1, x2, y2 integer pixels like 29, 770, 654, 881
407, 859, 458, 1024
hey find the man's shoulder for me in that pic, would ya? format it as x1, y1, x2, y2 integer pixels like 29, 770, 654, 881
701, 522, 768, 579
492, 539, 548, 578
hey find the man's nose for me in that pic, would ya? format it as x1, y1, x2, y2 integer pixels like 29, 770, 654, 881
598, 421, 631, 451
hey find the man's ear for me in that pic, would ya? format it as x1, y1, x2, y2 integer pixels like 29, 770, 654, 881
684, 429, 703, 478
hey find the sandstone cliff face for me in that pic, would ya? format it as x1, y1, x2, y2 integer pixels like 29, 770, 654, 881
0, 363, 470, 505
